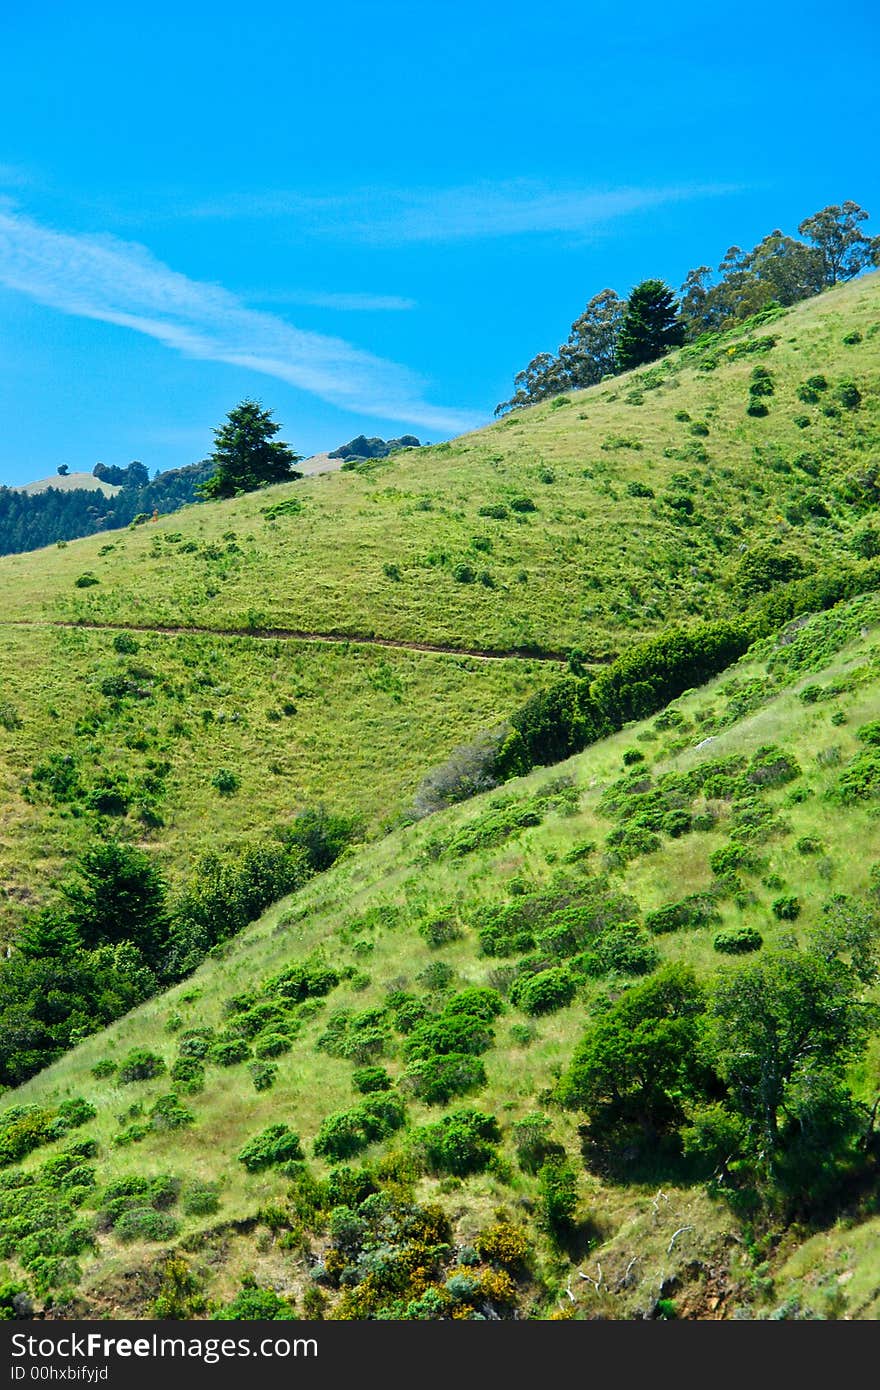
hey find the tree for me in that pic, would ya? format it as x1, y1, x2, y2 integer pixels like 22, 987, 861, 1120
125, 460, 149, 489
615, 279, 685, 371
198, 400, 303, 499
798, 201, 880, 286
711, 949, 872, 1154
56, 465, 69, 477
495, 351, 570, 414
58, 840, 170, 969
557, 963, 706, 1135
557, 289, 626, 388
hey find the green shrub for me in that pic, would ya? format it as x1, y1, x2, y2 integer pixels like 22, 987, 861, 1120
74, 573, 99, 588
710, 842, 755, 876
238, 1124, 304, 1173
713, 926, 763, 955
511, 1113, 565, 1173
403, 1053, 486, 1104
113, 1123, 149, 1146
113, 1208, 179, 1243
387, 995, 429, 1034
832, 748, 880, 803
211, 769, 240, 796
208, 1036, 251, 1066
415, 1108, 501, 1176
404, 1014, 493, 1060
352, 1066, 392, 1094
537, 1158, 578, 1237
857, 721, 880, 747
148, 1094, 195, 1131
253, 1032, 292, 1059
645, 895, 720, 935
151, 1254, 207, 1318
747, 744, 801, 787
772, 896, 801, 921
118, 1048, 166, 1084
248, 1061, 278, 1092
836, 379, 861, 409
418, 915, 463, 948
509, 1023, 536, 1047
213, 1283, 297, 1319
442, 987, 504, 1024
509, 497, 536, 513
576, 923, 658, 978
169, 1056, 205, 1093
266, 957, 340, 1002
313, 1096, 406, 1160
0, 1279, 32, 1319
749, 366, 774, 397
510, 968, 576, 1016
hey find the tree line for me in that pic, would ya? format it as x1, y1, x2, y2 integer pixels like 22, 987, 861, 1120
0, 807, 360, 1087
0, 459, 215, 557
496, 201, 880, 414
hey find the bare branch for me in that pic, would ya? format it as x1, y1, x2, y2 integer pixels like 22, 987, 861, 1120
667, 1226, 694, 1254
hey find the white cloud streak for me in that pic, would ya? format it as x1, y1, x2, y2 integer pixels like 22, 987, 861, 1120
249, 288, 417, 311
0, 209, 476, 433
185, 180, 741, 243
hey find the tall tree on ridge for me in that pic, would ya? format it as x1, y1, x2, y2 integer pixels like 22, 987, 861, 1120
198, 400, 302, 500
615, 279, 685, 371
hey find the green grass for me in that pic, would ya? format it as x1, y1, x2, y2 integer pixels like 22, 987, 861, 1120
1, 274, 879, 1319
0, 276, 877, 655
0, 625, 545, 935
5, 594, 879, 1318
0, 273, 877, 930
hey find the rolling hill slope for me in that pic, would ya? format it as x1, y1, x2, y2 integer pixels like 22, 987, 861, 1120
2, 592, 879, 1320
0, 274, 877, 654
0, 274, 877, 936
0, 274, 878, 1322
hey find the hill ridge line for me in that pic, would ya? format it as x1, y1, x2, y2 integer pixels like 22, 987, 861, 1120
1, 618, 589, 664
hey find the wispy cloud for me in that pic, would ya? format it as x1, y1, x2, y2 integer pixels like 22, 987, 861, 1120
185, 180, 741, 243
249, 288, 417, 312
0, 209, 475, 433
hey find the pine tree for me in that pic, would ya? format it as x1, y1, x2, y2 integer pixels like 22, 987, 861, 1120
615, 279, 685, 371
198, 400, 302, 499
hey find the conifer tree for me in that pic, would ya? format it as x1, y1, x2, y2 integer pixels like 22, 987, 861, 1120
615, 279, 685, 371
198, 400, 302, 499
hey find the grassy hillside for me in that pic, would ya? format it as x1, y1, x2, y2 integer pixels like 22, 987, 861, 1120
0, 274, 877, 932
0, 624, 542, 936
3, 592, 879, 1320
0, 274, 877, 654
19, 473, 120, 497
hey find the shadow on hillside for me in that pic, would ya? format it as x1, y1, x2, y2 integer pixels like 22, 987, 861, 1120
576, 1123, 709, 1190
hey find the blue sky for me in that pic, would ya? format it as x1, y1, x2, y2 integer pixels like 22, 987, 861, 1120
1, 0, 878, 485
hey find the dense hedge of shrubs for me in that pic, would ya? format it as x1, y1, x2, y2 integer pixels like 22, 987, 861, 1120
467, 560, 880, 791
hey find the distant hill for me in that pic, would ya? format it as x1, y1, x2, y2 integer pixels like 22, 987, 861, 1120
328, 432, 421, 461
18, 471, 120, 497
0, 459, 214, 557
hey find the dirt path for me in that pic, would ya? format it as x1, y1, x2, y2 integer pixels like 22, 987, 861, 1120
2, 618, 600, 665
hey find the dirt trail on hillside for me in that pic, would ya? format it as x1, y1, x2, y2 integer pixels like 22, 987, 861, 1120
1, 618, 605, 665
